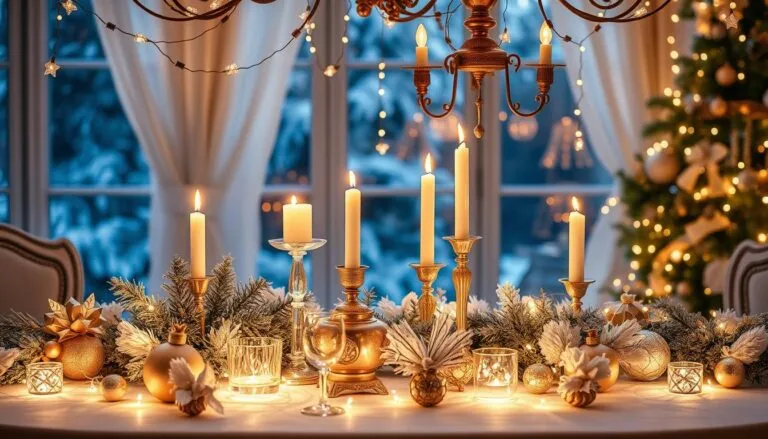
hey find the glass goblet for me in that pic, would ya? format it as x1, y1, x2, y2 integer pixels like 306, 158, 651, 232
301, 312, 346, 416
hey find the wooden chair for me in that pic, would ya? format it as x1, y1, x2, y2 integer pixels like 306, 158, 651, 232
0, 224, 83, 317
724, 240, 768, 315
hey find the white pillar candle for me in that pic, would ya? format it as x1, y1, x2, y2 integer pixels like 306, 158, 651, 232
539, 21, 552, 65
345, 171, 361, 268
190, 189, 206, 278
420, 154, 435, 265
568, 197, 585, 282
415, 23, 428, 66
455, 124, 469, 239
283, 196, 312, 244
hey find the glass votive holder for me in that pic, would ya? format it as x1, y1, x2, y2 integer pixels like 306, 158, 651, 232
668, 361, 703, 394
26, 362, 63, 395
473, 347, 518, 401
228, 337, 283, 395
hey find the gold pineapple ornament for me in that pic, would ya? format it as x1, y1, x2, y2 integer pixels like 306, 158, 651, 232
43, 294, 106, 380
558, 347, 610, 408
714, 327, 768, 389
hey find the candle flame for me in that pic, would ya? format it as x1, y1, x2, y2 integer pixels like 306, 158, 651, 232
415, 24, 427, 47
539, 21, 553, 45
349, 171, 356, 188
194, 190, 201, 212
424, 153, 433, 174
457, 123, 465, 145
571, 196, 580, 212
290, 195, 297, 205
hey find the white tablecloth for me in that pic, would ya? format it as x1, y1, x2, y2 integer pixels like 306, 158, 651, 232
1, 374, 767, 439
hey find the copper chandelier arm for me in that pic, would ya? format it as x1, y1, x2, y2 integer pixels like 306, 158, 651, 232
388, 0, 439, 22
543, 0, 673, 23
417, 67, 460, 118
503, 57, 548, 118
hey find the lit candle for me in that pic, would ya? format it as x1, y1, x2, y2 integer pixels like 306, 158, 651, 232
568, 197, 585, 282
455, 124, 469, 239
539, 21, 552, 65
420, 154, 435, 265
415, 23, 428, 66
345, 171, 361, 268
190, 190, 206, 278
283, 196, 313, 243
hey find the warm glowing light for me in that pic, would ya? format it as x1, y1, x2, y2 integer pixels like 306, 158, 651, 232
539, 22, 553, 45
349, 171, 356, 188
571, 197, 580, 212
458, 124, 465, 144
291, 195, 298, 205
194, 190, 201, 212
415, 24, 428, 47
424, 153, 433, 174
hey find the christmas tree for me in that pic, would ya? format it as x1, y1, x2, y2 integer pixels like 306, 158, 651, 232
617, 0, 768, 312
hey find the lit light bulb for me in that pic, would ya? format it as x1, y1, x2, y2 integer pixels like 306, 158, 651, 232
539, 22, 552, 45
415, 23, 428, 47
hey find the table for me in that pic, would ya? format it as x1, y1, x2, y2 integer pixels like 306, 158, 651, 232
1, 375, 767, 439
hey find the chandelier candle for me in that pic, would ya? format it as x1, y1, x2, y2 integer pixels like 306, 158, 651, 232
283, 196, 312, 243
345, 172, 361, 268
455, 124, 469, 239
190, 189, 205, 279
538, 22, 553, 65
568, 197, 585, 282
421, 154, 435, 264
415, 24, 428, 67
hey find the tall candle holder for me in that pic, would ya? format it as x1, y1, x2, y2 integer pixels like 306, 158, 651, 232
268, 238, 327, 385
410, 263, 445, 321
559, 278, 595, 314
326, 265, 389, 398
443, 235, 481, 330
189, 276, 214, 338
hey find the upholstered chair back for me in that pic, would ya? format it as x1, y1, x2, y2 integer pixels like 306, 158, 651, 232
725, 240, 768, 315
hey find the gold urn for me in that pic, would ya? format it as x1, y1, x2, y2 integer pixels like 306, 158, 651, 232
326, 266, 389, 397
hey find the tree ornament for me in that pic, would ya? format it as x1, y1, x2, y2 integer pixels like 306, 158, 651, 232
169, 359, 223, 416
143, 324, 205, 402
579, 329, 620, 392
603, 293, 649, 326
60, 336, 105, 380
715, 356, 745, 388
617, 330, 670, 381
557, 347, 610, 408
737, 168, 759, 191
710, 97, 729, 117
644, 149, 680, 185
43, 294, 106, 380
715, 63, 737, 87
676, 281, 693, 297
43, 340, 62, 360
715, 326, 768, 388
522, 363, 555, 394
100, 374, 128, 402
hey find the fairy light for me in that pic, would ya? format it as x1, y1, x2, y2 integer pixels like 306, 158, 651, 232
224, 63, 239, 76
134, 33, 147, 43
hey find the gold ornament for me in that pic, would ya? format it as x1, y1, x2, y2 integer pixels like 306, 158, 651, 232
143, 324, 205, 402
603, 293, 649, 326
44, 294, 105, 342
439, 350, 474, 392
644, 149, 680, 185
737, 169, 759, 191
558, 348, 609, 408
580, 329, 620, 392
618, 330, 670, 381
715, 357, 745, 388
676, 281, 693, 297
59, 335, 105, 380
522, 363, 555, 394
709, 97, 728, 117
409, 369, 446, 407
100, 374, 128, 402
43, 340, 62, 360
715, 63, 737, 87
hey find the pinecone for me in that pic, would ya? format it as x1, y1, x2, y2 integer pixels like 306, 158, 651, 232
177, 395, 207, 417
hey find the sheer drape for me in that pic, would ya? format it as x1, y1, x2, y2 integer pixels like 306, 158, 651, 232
94, 1, 301, 291
551, 5, 689, 306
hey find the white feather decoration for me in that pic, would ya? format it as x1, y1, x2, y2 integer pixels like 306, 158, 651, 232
724, 326, 768, 364
169, 358, 223, 416
539, 321, 580, 365
0, 348, 19, 377
600, 320, 642, 350
557, 347, 610, 395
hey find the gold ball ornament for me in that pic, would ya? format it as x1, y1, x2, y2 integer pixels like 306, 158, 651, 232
619, 330, 671, 381
715, 357, 745, 388
100, 374, 128, 402
43, 340, 62, 360
580, 330, 620, 392
644, 150, 681, 185
59, 335, 105, 380
143, 324, 205, 403
737, 169, 759, 191
522, 364, 555, 394
715, 64, 737, 87
709, 97, 728, 117
562, 388, 597, 408
409, 369, 446, 407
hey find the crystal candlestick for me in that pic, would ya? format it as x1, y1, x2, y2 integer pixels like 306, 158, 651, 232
410, 263, 445, 321
443, 235, 481, 330
559, 278, 595, 314
268, 238, 327, 385
189, 276, 214, 338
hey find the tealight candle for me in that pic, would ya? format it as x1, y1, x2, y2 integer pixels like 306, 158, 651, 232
283, 196, 312, 243
473, 348, 518, 401
668, 361, 703, 394
26, 362, 63, 395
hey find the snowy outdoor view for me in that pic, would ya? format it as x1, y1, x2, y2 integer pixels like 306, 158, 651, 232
2, 0, 610, 303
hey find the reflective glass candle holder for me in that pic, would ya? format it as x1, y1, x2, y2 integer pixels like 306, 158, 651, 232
473, 348, 518, 401
26, 362, 64, 395
667, 361, 703, 394
228, 337, 283, 395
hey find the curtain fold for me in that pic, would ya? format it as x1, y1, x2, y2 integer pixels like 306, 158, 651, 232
551, 5, 688, 306
94, 1, 301, 291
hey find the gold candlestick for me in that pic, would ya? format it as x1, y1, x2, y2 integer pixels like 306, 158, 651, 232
443, 235, 481, 331
189, 276, 213, 338
559, 278, 595, 313
410, 263, 445, 321
326, 265, 389, 398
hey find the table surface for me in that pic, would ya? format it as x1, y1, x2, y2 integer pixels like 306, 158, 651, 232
1, 373, 767, 439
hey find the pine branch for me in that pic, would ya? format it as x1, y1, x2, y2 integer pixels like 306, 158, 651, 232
205, 256, 237, 327
162, 257, 199, 339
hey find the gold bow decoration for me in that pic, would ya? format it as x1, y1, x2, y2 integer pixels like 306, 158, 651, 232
44, 294, 105, 342
676, 141, 728, 197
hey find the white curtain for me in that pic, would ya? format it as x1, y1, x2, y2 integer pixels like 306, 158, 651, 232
551, 5, 689, 306
94, 1, 301, 291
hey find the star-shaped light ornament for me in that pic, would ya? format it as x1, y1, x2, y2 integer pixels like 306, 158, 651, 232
44, 294, 105, 342
44, 59, 61, 78
60, 0, 78, 15
724, 12, 739, 30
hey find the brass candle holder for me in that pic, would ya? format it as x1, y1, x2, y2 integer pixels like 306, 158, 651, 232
559, 278, 595, 314
443, 235, 481, 331
269, 238, 327, 385
410, 263, 445, 321
326, 265, 389, 398
189, 276, 214, 338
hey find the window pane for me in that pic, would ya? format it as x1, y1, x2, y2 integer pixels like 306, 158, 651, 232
267, 68, 311, 185
0, 0, 7, 60
0, 69, 7, 187
49, 0, 104, 59
499, 195, 606, 295
499, 69, 611, 185
362, 195, 454, 302
348, 69, 463, 187
49, 69, 149, 186
257, 194, 312, 290
0, 193, 7, 222
50, 195, 150, 302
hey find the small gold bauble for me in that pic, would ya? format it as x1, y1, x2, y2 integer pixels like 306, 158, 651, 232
100, 374, 128, 402
143, 325, 205, 403
715, 357, 745, 389
562, 389, 596, 408
715, 63, 737, 87
644, 150, 680, 185
409, 369, 446, 407
709, 97, 728, 117
59, 335, 105, 380
43, 340, 62, 360
522, 364, 555, 394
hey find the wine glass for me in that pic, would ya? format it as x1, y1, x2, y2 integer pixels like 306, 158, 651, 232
301, 311, 346, 416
